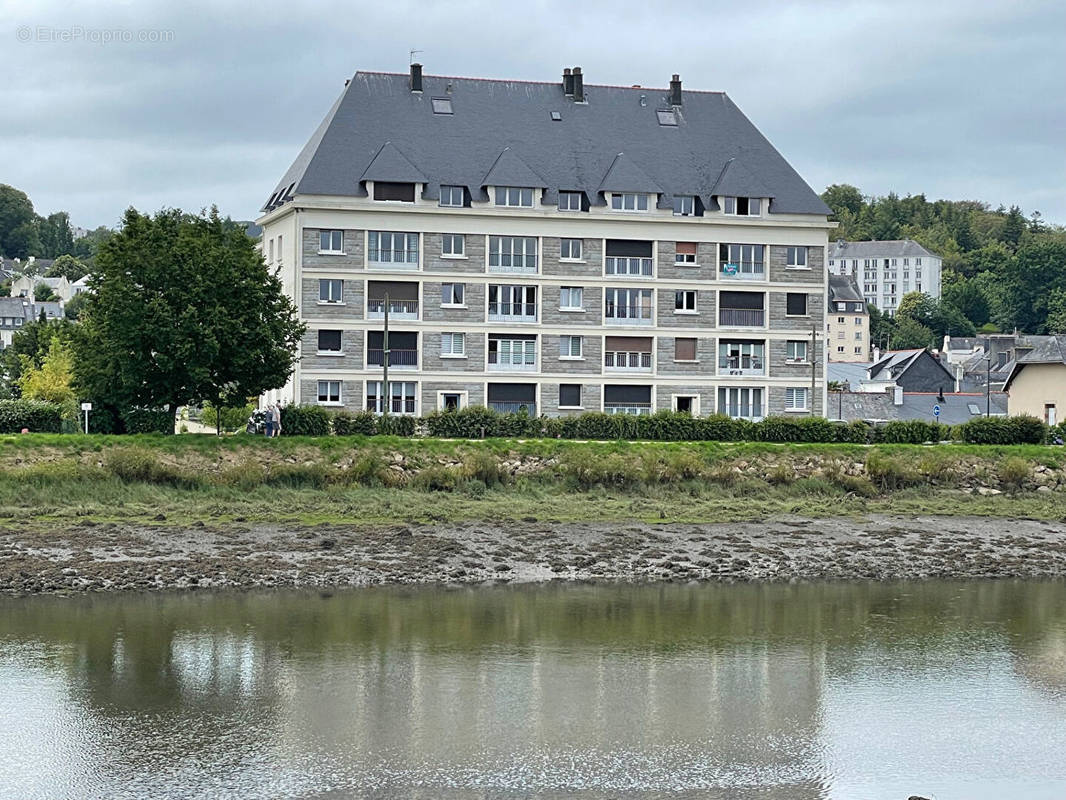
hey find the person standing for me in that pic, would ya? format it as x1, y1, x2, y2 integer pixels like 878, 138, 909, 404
272, 404, 282, 438
264, 404, 275, 437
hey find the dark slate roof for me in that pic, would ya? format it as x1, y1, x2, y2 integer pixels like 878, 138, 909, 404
831, 391, 1007, 423
829, 239, 938, 259
598, 152, 662, 194
868, 349, 925, 380
361, 141, 428, 183
828, 274, 864, 304
265, 70, 831, 214
1003, 335, 1066, 391
481, 147, 546, 188
712, 158, 772, 199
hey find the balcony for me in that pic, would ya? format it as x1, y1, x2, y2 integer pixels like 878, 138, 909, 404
488, 260, 538, 275
488, 402, 537, 415
605, 256, 653, 277
604, 403, 652, 416
488, 302, 538, 323
718, 308, 765, 327
717, 355, 765, 377
719, 262, 765, 281
487, 354, 538, 372
367, 299, 419, 320
366, 348, 418, 369
367, 252, 419, 271
604, 352, 652, 372
605, 306, 653, 327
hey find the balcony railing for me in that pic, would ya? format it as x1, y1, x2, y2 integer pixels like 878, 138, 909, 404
488, 402, 536, 415
604, 352, 652, 370
488, 260, 538, 274
367, 348, 418, 368
487, 353, 538, 372
721, 405, 763, 421
604, 403, 653, 416
367, 299, 419, 320
368, 250, 419, 270
488, 302, 538, 322
717, 356, 765, 376
718, 308, 765, 327
605, 257, 653, 276
719, 262, 765, 280
605, 305, 653, 326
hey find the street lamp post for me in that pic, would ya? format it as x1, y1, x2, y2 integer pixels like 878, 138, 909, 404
985, 355, 991, 417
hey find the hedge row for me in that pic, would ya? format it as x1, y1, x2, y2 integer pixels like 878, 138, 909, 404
0, 399, 63, 433
279, 405, 416, 437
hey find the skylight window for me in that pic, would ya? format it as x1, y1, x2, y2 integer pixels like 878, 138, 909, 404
550, 111, 562, 121
431, 98, 453, 114
656, 109, 678, 126
968, 403, 981, 415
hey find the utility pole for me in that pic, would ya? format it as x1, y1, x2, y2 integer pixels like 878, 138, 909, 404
985, 356, 991, 417
382, 292, 390, 419
810, 322, 818, 417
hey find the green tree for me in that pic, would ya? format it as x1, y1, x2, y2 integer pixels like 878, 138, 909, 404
942, 278, 991, 327
72, 207, 306, 425
870, 193, 906, 240
38, 212, 75, 258
993, 239, 1066, 333
72, 226, 113, 263
821, 184, 865, 218
1045, 288, 1066, 335
0, 314, 74, 398
34, 283, 58, 302
18, 337, 77, 418
45, 254, 88, 281
0, 184, 42, 258
999, 205, 1025, 249
63, 291, 89, 321
891, 315, 935, 349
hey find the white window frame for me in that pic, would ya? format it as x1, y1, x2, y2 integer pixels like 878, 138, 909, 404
785, 387, 809, 412
437, 391, 468, 411
559, 286, 584, 311
442, 233, 465, 258
489, 337, 537, 367
488, 236, 539, 272
785, 340, 808, 362
672, 394, 700, 415
717, 386, 764, 420
722, 196, 761, 217
368, 231, 418, 265
786, 246, 808, 269
366, 381, 417, 416
559, 335, 583, 359
674, 243, 698, 265
785, 293, 808, 317
672, 195, 695, 216
316, 329, 343, 356
558, 384, 584, 410
609, 192, 650, 212
440, 332, 466, 358
495, 186, 534, 207
318, 278, 344, 304
674, 290, 698, 314
317, 380, 342, 406
558, 192, 582, 211
604, 287, 654, 322
560, 238, 583, 262
439, 185, 464, 207
318, 230, 344, 255
441, 282, 466, 307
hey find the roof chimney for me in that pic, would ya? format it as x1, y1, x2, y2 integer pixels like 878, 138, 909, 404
893, 385, 904, 406
669, 73, 682, 106
410, 63, 423, 93
572, 66, 584, 102
562, 67, 573, 95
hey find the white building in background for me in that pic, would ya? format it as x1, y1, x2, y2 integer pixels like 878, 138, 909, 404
827, 239, 942, 314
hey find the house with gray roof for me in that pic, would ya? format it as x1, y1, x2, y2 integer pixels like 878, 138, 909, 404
827, 274, 868, 362
0, 297, 33, 349
257, 64, 834, 419
1002, 335, 1066, 425
829, 388, 1006, 423
828, 238, 941, 314
866, 348, 957, 393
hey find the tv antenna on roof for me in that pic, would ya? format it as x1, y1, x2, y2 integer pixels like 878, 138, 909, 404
410, 49, 423, 64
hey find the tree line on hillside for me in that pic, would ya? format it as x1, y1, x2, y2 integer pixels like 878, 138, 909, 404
822, 185, 1066, 348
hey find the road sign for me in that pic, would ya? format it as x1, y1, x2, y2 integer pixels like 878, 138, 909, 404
80, 402, 92, 411
933, 404, 941, 419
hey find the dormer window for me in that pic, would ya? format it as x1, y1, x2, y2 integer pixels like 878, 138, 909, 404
439, 185, 465, 207
373, 182, 416, 202
723, 196, 761, 216
495, 187, 534, 207
672, 195, 695, 216
610, 193, 650, 212
558, 191, 583, 211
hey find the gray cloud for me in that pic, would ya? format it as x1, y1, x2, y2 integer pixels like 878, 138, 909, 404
3, 0, 1063, 228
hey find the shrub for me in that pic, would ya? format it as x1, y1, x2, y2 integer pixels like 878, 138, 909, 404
757, 416, 837, 443
201, 403, 255, 434
423, 406, 498, 438
218, 460, 267, 489
696, 414, 744, 442
560, 449, 642, 489
279, 405, 331, 437
104, 447, 198, 487
120, 408, 175, 435
956, 415, 1047, 445
835, 419, 872, 444
0, 399, 63, 433
864, 451, 921, 491
997, 456, 1031, 490
876, 420, 952, 444
462, 450, 508, 487
343, 453, 396, 486
376, 414, 416, 437
411, 465, 462, 492
332, 410, 377, 436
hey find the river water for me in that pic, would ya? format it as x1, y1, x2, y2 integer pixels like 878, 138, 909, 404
1, 580, 1064, 799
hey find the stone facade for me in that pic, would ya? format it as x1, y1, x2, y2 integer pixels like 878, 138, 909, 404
542, 236, 603, 278
656, 336, 716, 377
656, 288, 716, 328
300, 328, 364, 371
302, 228, 364, 270
300, 277, 364, 319
421, 330, 487, 373
541, 381, 603, 415
542, 332, 603, 374
423, 232, 486, 275
768, 244, 824, 284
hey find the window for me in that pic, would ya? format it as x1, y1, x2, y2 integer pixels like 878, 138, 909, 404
440, 392, 464, 411
558, 191, 583, 211
559, 384, 582, 408
854, 317, 863, 325
674, 290, 697, 312
837, 330, 845, 339
268, 238, 274, 264
373, 182, 415, 202
560, 335, 583, 358
317, 380, 341, 404
489, 236, 538, 272
672, 195, 695, 216
786, 340, 808, 361
488, 285, 537, 319
719, 244, 765, 278
319, 230, 343, 253
277, 235, 283, 264
785, 387, 808, 411
560, 238, 583, 261
318, 278, 343, 303
855, 331, 863, 340
441, 332, 465, 356
441, 283, 465, 306
674, 337, 697, 361
431, 97, 453, 114
317, 330, 342, 353
786, 293, 808, 316
718, 387, 763, 420
903, 258, 910, 266
915, 257, 922, 266
829, 260, 834, 267
495, 186, 534, 207
366, 381, 417, 414
718, 341, 764, 373
675, 242, 697, 264
489, 337, 537, 367
610, 193, 649, 211
605, 288, 653, 322
837, 346, 845, 353
854, 346, 863, 354
657, 109, 678, 126
723, 196, 761, 216
559, 286, 583, 310
368, 231, 418, 264
786, 246, 808, 268
439, 185, 465, 207
442, 234, 465, 257
605, 239, 654, 276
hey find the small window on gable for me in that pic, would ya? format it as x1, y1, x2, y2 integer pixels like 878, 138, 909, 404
723, 196, 762, 216
672, 195, 695, 216
373, 182, 415, 202
656, 109, 678, 126
431, 97, 453, 114
439, 185, 465, 207
558, 191, 583, 211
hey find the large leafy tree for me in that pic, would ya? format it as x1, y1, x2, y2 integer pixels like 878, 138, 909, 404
993, 240, 1066, 333
45, 254, 88, 281
0, 184, 42, 258
38, 212, 75, 258
0, 314, 74, 398
73, 207, 305, 421
18, 337, 77, 418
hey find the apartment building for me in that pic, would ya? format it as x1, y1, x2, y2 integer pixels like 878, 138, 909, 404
257, 65, 833, 419
827, 275, 869, 362
828, 239, 942, 313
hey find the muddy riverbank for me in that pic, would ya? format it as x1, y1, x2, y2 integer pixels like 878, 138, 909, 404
3, 515, 1066, 595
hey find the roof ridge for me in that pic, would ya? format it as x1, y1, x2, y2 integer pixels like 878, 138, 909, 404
354, 70, 726, 94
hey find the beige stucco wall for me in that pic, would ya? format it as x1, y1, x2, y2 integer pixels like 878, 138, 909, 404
827, 312, 869, 363
1008, 364, 1066, 423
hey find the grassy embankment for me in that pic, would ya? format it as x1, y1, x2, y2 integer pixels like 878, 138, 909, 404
3, 433, 1065, 527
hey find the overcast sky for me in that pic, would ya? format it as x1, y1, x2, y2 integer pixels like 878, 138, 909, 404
3, 0, 1064, 230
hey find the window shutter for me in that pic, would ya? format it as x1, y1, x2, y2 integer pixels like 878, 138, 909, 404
674, 338, 697, 360
676, 242, 697, 255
